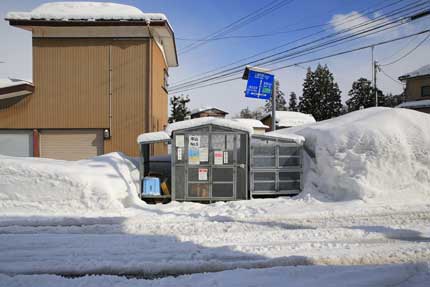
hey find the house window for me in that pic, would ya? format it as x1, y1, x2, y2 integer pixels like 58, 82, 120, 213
422, 86, 430, 97
163, 69, 169, 91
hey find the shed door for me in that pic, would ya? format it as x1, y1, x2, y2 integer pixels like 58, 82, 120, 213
0, 130, 33, 157
40, 129, 103, 160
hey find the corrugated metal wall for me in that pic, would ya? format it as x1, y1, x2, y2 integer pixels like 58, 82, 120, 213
0, 37, 168, 157
151, 41, 169, 155
103, 39, 149, 156
0, 38, 110, 128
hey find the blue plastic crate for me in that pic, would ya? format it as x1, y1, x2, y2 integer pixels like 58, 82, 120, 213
143, 177, 161, 196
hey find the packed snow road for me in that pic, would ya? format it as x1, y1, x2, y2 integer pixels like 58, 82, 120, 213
1, 200, 430, 277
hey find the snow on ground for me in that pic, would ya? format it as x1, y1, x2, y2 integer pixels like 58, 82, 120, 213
271, 107, 430, 202
2, 263, 430, 287
0, 108, 430, 285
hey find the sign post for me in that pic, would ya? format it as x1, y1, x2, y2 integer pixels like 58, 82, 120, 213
242, 66, 276, 130
272, 79, 277, 131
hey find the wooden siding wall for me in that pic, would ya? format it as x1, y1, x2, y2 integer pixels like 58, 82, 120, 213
0, 38, 152, 157
150, 41, 168, 155
406, 77, 430, 101
104, 40, 149, 156
0, 38, 110, 128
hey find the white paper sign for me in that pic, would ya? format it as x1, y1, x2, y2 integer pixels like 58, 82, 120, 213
177, 148, 183, 161
189, 135, 200, 148
214, 151, 223, 165
199, 148, 208, 162
176, 135, 184, 147
198, 168, 208, 181
223, 151, 229, 164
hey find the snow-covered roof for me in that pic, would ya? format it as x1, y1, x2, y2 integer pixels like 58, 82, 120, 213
397, 99, 430, 109
399, 64, 430, 80
263, 111, 316, 127
165, 117, 255, 135
6, 2, 166, 22
0, 78, 34, 100
233, 118, 269, 129
6, 2, 178, 67
0, 78, 32, 89
137, 131, 170, 144
190, 106, 228, 115
255, 132, 305, 144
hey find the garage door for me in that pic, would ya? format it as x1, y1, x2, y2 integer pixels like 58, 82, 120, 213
0, 130, 33, 157
40, 130, 104, 160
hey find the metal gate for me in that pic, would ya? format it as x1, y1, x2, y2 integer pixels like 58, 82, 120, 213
250, 134, 303, 196
172, 125, 248, 202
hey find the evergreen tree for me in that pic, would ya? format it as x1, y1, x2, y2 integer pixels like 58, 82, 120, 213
346, 78, 385, 112
168, 94, 190, 123
288, 92, 298, 111
239, 107, 253, 118
264, 80, 287, 113
298, 64, 342, 121
384, 92, 404, 107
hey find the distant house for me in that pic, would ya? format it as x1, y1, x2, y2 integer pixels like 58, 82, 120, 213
0, 2, 178, 159
261, 111, 316, 131
190, 107, 228, 119
232, 119, 269, 134
397, 64, 430, 114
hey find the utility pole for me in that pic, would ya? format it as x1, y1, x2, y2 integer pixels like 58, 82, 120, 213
271, 78, 277, 131
371, 45, 378, 107
374, 60, 379, 107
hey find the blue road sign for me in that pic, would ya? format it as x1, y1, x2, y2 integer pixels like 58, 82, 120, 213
245, 70, 274, 100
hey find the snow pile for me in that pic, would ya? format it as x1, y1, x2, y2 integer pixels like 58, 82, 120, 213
275, 111, 316, 128
137, 131, 170, 144
6, 2, 167, 22
0, 152, 143, 215
273, 107, 430, 202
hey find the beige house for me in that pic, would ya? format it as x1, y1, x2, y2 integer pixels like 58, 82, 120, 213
398, 64, 430, 114
0, 2, 178, 159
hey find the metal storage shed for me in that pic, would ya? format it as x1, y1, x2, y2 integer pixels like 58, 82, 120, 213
137, 117, 305, 202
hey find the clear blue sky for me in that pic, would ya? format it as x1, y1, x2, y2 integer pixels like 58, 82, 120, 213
1, 0, 429, 116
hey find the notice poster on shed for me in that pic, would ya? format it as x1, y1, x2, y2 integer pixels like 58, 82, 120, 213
214, 151, 223, 165
188, 148, 200, 165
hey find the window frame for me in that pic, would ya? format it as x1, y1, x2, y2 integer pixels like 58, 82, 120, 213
422, 85, 430, 98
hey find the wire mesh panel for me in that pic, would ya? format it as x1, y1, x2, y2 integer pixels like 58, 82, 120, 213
172, 124, 248, 202
251, 135, 303, 196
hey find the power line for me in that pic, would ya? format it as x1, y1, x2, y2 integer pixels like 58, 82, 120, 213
173, 0, 412, 86
170, 2, 428, 91
179, 0, 295, 54
172, 0, 423, 87
380, 32, 430, 66
170, 29, 430, 94
379, 67, 404, 85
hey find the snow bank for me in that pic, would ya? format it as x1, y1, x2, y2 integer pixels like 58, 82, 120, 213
6, 2, 167, 22
0, 152, 143, 216
0, 78, 32, 89
273, 107, 430, 202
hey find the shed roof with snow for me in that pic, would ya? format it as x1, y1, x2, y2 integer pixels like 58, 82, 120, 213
138, 117, 304, 144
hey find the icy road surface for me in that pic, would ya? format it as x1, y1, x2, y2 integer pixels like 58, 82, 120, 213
1, 199, 429, 278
